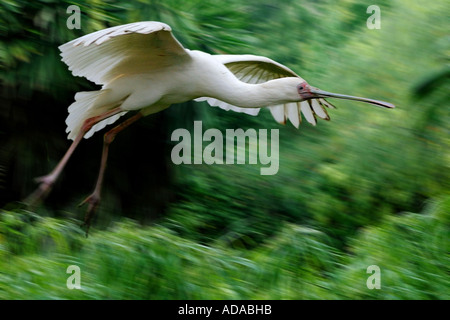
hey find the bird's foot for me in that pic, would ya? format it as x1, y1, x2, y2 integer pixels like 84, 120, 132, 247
79, 192, 101, 236
23, 173, 57, 208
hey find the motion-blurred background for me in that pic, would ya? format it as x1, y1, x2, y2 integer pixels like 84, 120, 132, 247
0, 0, 448, 299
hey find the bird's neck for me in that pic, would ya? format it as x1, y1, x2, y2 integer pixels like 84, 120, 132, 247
204, 77, 292, 108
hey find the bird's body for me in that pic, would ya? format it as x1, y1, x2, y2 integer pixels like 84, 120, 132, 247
86, 51, 300, 112
27, 21, 394, 232
62, 21, 392, 140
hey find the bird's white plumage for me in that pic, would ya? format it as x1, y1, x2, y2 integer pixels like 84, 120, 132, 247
301, 101, 317, 125
269, 105, 286, 124
194, 97, 261, 116
59, 21, 188, 86
286, 103, 300, 127
60, 22, 189, 139
196, 54, 334, 127
65, 89, 128, 140
214, 54, 300, 78
194, 54, 300, 118
59, 21, 337, 140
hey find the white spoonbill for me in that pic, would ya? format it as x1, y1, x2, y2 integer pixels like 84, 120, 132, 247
25, 21, 394, 230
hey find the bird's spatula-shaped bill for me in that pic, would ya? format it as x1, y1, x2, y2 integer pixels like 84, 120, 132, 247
309, 87, 395, 109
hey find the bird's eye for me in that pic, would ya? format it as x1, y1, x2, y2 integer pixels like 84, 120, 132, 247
298, 86, 304, 90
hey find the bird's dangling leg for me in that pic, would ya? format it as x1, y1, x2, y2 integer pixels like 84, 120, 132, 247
80, 112, 144, 234
24, 107, 123, 207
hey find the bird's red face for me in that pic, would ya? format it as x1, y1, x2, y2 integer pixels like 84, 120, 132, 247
297, 81, 329, 101
297, 81, 314, 100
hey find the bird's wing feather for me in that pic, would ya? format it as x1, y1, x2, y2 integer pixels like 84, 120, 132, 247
59, 21, 189, 85
196, 54, 335, 127
194, 97, 261, 116
215, 54, 300, 81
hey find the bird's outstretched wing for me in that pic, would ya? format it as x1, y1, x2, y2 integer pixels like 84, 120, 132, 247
59, 21, 189, 86
196, 54, 335, 128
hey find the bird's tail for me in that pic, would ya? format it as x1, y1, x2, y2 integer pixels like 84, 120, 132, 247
65, 90, 127, 140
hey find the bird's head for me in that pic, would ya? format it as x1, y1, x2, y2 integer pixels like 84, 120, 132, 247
296, 80, 395, 108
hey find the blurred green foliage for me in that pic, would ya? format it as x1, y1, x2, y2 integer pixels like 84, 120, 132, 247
1, 0, 449, 299
0, 196, 448, 299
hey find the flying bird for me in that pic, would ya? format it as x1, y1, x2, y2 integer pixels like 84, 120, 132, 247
25, 21, 394, 230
